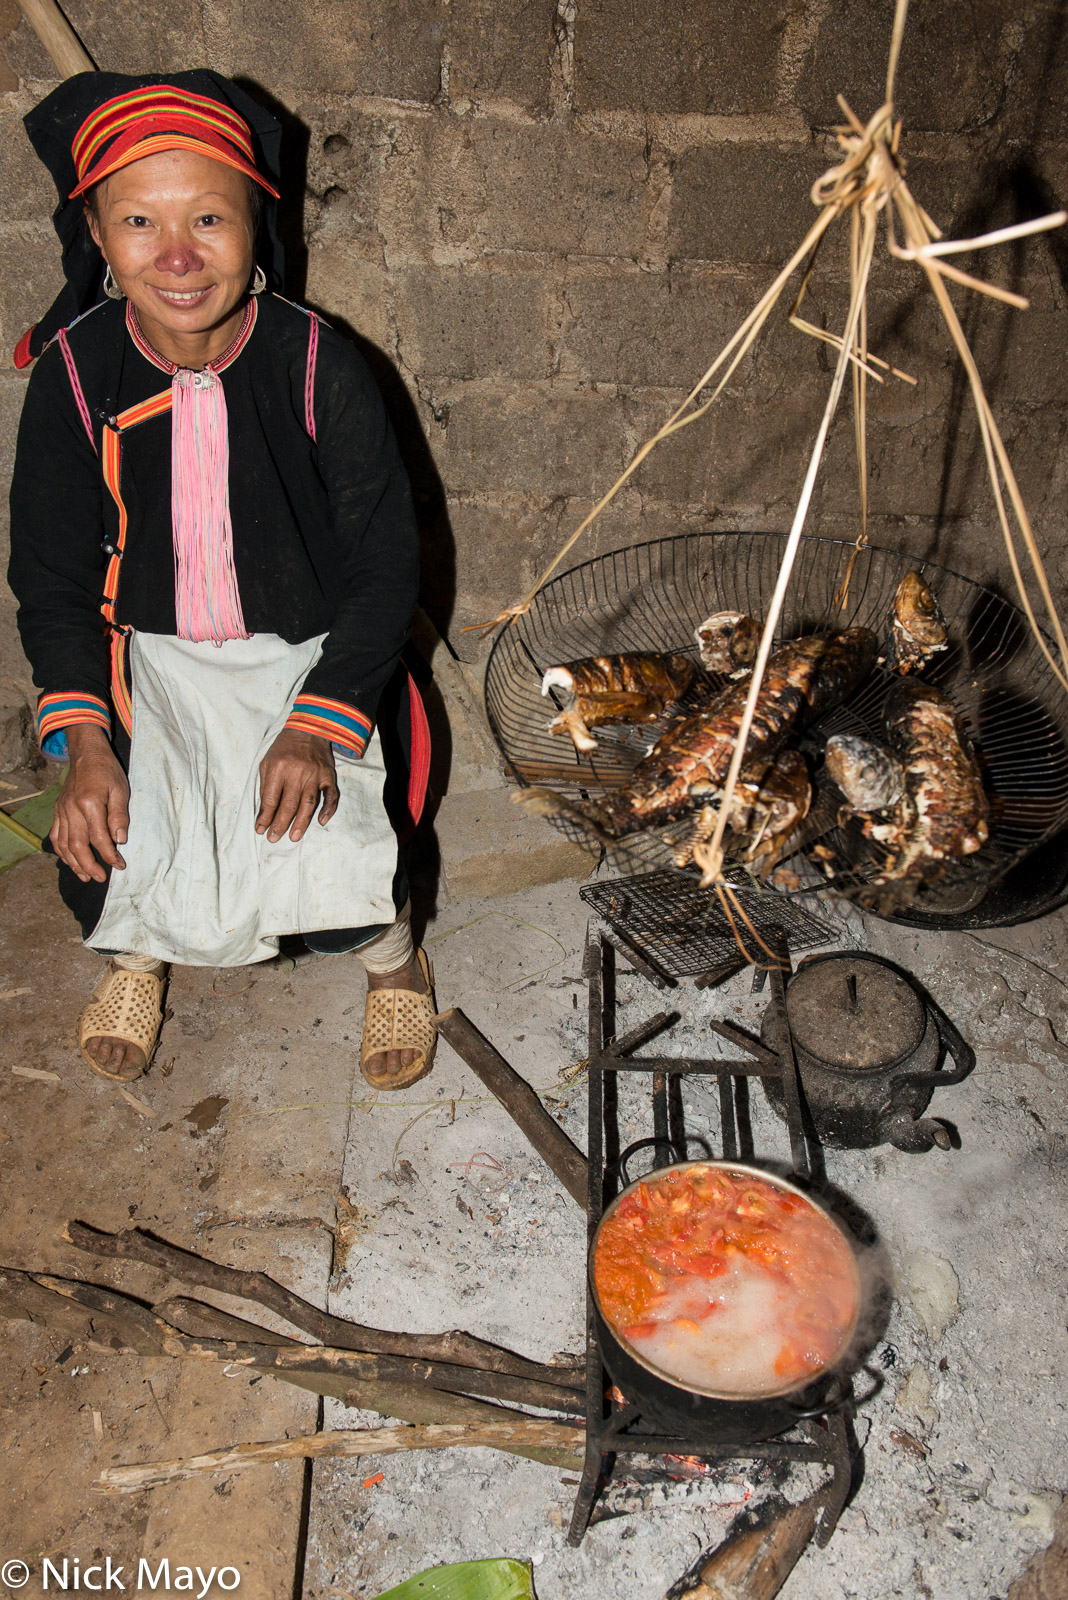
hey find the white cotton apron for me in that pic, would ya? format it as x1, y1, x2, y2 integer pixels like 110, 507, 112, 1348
88, 632, 399, 966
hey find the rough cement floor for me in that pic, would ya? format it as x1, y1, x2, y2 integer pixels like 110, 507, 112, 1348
302, 876, 1068, 1600
0, 838, 334, 1598
1, 822, 1066, 1600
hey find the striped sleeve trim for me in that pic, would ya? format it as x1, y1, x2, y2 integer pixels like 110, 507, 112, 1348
285, 694, 373, 756
38, 692, 111, 742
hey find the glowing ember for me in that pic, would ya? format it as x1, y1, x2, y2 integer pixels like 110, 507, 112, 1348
664, 1453, 716, 1479
594, 1165, 858, 1398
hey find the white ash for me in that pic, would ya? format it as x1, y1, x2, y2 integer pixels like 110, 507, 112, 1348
302, 882, 1068, 1600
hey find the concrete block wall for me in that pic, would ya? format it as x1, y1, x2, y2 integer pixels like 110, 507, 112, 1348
1, 0, 1066, 701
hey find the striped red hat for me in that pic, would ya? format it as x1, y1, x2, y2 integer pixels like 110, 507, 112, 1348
69, 83, 280, 199
17, 71, 285, 366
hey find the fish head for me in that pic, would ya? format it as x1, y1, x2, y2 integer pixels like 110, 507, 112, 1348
694, 611, 760, 674
825, 733, 905, 811
891, 572, 949, 672
541, 665, 576, 699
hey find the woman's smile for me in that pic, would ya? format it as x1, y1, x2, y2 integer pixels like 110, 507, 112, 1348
150, 283, 217, 306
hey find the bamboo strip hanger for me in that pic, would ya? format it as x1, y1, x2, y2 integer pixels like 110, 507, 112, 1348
470, 0, 1068, 911
692, 3, 1067, 895
467, 0, 1068, 707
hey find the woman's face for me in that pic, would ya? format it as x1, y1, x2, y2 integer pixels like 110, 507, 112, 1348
86, 147, 256, 363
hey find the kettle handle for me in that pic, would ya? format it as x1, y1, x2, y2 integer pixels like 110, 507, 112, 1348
890, 997, 975, 1099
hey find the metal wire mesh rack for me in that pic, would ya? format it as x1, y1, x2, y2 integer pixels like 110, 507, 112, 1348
485, 532, 1068, 925
579, 869, 835, 982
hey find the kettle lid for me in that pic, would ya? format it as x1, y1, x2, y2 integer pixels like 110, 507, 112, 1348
785, 954, 926, 1073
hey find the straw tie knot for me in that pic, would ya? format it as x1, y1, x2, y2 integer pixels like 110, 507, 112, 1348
811, 100, 904, 220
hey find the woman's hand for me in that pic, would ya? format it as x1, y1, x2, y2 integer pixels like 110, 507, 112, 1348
256, 729, 339, 843
51, 724, 131, 883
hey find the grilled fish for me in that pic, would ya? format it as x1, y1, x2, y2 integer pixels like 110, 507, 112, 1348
542, 652, 697, 753
889, 571, 948, 675
520, 628, 876, 842
845, 679, 989, 891
694, 611, 761, 677
673, 749, 812, 876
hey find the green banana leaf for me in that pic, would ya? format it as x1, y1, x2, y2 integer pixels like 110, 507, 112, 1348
370, 1558, 536, 1600
0, 775, 64, 875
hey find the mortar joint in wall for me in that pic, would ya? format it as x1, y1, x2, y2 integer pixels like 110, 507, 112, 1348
549, 0, 576, 125
436, 44, 452, 108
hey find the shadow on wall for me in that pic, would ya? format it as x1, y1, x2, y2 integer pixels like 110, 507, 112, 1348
236, 78, 458, 922
925, 0, 1068, 566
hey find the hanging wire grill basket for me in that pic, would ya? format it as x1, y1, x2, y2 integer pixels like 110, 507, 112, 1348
484, 533, 1068, 928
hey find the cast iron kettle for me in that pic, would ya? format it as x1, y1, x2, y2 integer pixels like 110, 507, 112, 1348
590, 1152, 862, 1446
760, 953, 974, 1152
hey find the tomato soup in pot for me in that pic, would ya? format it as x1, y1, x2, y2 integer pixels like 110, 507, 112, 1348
592, 1162, 860, 1400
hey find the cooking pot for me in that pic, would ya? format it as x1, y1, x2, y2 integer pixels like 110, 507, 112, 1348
590, 1152, 862, 1445
760, 953, 974, 1152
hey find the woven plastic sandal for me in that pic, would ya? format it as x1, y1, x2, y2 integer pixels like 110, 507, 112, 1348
360, 948, 437, 1091
78, 961, 166, 1082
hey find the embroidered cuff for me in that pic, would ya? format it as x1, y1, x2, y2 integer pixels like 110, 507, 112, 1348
37, 691, 111, 744
285, 694, 373, 756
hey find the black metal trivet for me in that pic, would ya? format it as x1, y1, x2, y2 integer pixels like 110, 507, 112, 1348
567, 931, 856, 1547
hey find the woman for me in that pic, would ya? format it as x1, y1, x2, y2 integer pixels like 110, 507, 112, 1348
8, 70, 437, 1092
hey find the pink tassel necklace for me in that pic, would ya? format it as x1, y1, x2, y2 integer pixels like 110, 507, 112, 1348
127, 301, 254, 645
171, 365, 248, 644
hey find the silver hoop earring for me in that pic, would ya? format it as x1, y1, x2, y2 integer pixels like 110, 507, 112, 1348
250, 264, 267, 295
103, 265, 124, 300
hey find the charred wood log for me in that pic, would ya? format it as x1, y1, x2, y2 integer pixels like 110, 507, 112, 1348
666, 1494, 822, 1600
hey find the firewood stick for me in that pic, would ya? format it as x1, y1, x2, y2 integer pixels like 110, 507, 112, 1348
8, 1268, 582, 1412
150, 1296, 584, 1421
4, 1268, 298, 1358
18, 0, 94, 75
65, 1220, 583, 1386
435, 1009, 588, 1207
1, 1268, 581, 1470
152, 1295, 298, 1346
17, 1272, 584, 1421
160, 1336, 585, 1413
94, 1419, 585, 1494
13, 1271, 169, 1356
0, 1267, 136, 1348
670, 1494, 821, 1600
273, 1374, 583, 1470
26, 1271, 583, 1412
